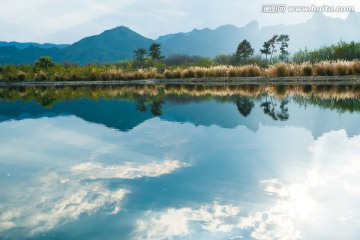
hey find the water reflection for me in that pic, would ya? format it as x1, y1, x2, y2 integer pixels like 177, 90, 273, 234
150, 100, 164, 117
131, 130, 360, 240
0, 117, 188, 239
260, 96, 289, 121
0, 85, 359, 239
236, 96, 254, 117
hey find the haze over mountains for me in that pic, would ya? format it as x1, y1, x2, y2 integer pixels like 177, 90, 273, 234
0, 12, 359, 65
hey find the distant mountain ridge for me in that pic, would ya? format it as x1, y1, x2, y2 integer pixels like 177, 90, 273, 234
0, 42, 68, 49
0, 46, 61, 65
1, 12, 360, 65
157, 12, 360, 57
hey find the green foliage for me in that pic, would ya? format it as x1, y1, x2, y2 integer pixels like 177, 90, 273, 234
277, 34, 290, 61
236, 40, 254, 62
260, 34, 290, 63
260, 41, 271, 62
268, 35, 279, 62
134, 48, 147, 63
34, 56, 55, 70
292, 40, 360, 63
213, 54, 235, 65
163, 54, 212, 67
148, 43, 164, 60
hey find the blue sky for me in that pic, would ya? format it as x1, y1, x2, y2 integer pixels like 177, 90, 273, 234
0, 0, 358, 43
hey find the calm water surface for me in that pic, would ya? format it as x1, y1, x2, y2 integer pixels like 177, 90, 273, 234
0, 90, 360, 239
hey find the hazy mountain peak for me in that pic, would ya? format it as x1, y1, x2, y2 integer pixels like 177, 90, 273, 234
311, 11, 327, 20
216, 24, 238, 30
245, 20, 259, 30
192, 27, 211, 33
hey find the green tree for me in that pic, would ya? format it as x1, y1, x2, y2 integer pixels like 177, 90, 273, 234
134, 48, 147, 63
148, 43, 164, 60
34, 56, 55, 70
277, 34, 290, 61
236, 40, 254, 62
260, 41, 271, 62
268, 35, 279, 62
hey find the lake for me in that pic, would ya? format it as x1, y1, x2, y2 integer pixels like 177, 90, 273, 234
0, 84, 360, 239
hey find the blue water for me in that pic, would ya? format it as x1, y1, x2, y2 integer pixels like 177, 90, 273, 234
0, 94, 360, 239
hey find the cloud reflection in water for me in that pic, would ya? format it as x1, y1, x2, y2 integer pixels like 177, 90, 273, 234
134, 130, 360, 240
0, 117, 188, 237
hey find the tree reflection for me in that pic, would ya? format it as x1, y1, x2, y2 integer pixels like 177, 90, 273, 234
236, 96, 255, 117
0, 85, 359, 115
277, 99, 289, 121
150, 100, 164, 116
135, 96, 147, 112
260, 96, 289, 121
36, 91, 56, 108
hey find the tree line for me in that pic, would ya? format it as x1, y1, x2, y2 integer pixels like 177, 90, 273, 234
292, 40, 360, 63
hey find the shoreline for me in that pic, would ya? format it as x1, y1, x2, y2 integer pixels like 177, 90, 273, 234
1, 76, 360, 87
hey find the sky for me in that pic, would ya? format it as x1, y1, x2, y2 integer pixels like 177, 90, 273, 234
0, 0, 359, 44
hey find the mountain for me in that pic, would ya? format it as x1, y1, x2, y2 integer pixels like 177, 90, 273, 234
158, 12, 360, 57
157, 21, 259, 57
259, 12, 360, 53
0, 12, 360, 65
56, 26, 155, 64
0, 26, 155, 65
0, 41, 69, 50
0, 46, 60, 65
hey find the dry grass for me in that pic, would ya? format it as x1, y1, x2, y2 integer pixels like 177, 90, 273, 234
3, 60, 360, 83
158, 61, 360, 79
